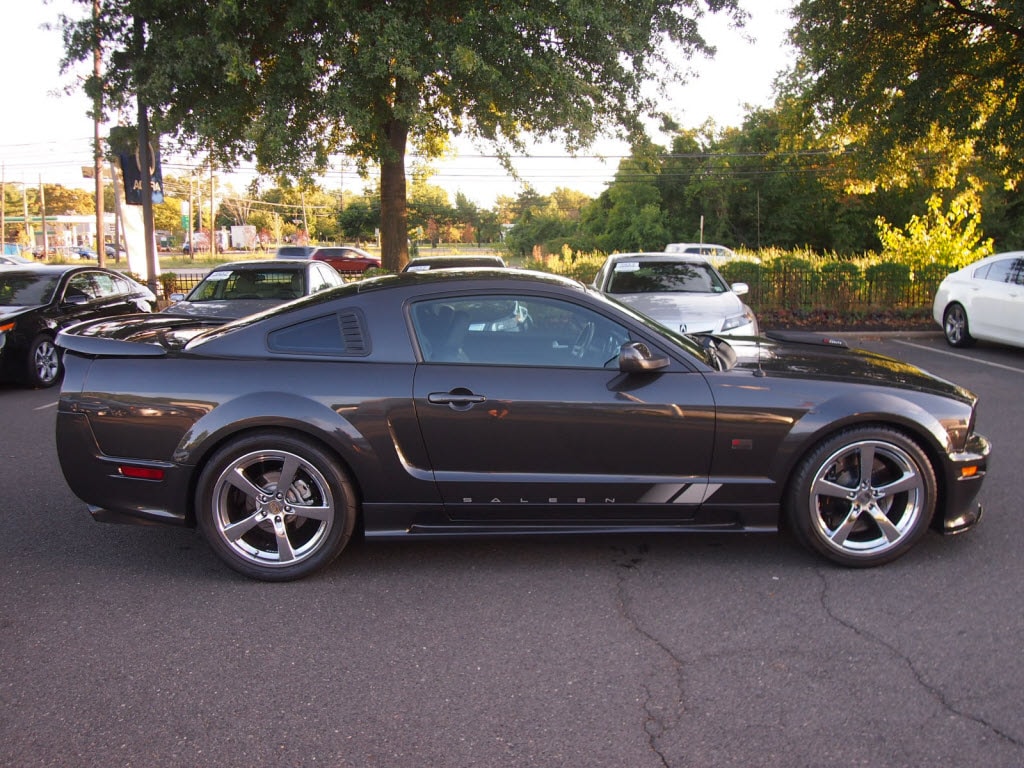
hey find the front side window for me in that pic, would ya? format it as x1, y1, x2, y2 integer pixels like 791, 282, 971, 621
410, 294, 630, 368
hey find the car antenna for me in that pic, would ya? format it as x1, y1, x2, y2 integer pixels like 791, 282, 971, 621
753, 333, 766, 377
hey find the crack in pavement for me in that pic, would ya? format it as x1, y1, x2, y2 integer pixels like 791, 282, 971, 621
610, 545, 680, 768
815, 569, 1024, 751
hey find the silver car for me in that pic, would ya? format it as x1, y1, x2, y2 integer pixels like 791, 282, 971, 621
163, 259, 344, 320
592, 252, 758, 336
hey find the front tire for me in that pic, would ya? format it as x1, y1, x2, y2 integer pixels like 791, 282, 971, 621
196, 432, 357, 581
26, 334, 62, 388
943, 303, 974, 347
786, 427, 936, 567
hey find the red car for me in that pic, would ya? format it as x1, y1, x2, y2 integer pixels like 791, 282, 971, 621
275, 245, 380, 274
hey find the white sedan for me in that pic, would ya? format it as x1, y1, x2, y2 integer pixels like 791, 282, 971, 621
933, 252, 1024, 349
592, 252, 758, 337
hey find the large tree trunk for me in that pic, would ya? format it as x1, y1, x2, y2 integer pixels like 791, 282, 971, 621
379, 118, 409, 272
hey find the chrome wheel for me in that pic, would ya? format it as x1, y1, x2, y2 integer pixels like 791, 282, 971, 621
197, 433, 356, 580
943, 303, 973, 347
788, 428, 936, 566
28, 335, 61, 388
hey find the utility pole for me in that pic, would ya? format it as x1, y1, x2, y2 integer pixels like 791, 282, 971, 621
39, 176, 48, 256
209, 159, 216, 256
134, 14, 158, 294
93, 0, 105, 266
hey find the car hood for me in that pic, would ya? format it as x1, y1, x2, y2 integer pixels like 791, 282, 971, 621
161, 299, 278, 320
616, 292, 744, 333
727, 335, 975, 404
0, 305, 39, 319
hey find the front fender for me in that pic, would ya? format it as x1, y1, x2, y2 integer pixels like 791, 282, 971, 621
771, 390, 961, 482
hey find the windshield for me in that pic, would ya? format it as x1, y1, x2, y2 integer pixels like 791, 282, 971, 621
186, 269, 304, 302
0, 272, 60, 306
586, 287, 718, 367
607, 261, 728, 295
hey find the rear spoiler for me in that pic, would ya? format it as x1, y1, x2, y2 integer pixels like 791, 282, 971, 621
56, 314, 223, 357
57, 331, 168, 357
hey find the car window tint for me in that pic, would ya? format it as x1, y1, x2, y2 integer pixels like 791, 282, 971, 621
0, 272, 60, 305
267, 311, 370, 356
980, 258, 1024, 285
411, 295, 630, 368
67, 273, 98, 300
1010, 259, 1024, 286
607, 261, 725, 294
90, 272, 121, 299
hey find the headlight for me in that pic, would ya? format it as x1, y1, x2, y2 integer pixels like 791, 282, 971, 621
720, 308, 755, 332
0, 320, 14, 350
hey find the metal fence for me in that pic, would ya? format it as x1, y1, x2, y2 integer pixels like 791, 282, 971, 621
719, 262, 944, 311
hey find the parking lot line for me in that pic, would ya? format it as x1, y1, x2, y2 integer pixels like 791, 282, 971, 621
895, 340, 1024, 374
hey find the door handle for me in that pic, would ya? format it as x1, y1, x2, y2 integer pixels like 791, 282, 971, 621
427, 390, 486, 408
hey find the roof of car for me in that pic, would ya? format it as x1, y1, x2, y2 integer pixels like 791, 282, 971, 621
606, 252, 712, 264
210, 259, 312, 271
403, 255, 506, 271
0, 263, 103, 275
357, 267, 585, 293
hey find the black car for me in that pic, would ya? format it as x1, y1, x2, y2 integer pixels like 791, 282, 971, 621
162, 259, 344, 320
1, 264, 155, 387
55, 270, 989, 580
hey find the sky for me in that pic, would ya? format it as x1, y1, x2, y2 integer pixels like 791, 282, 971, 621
1, 0, 795, 208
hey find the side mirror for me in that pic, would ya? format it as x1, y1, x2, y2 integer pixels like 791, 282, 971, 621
169, 292, 186, 302
730, 282, 749, 296
619, 341, 670, 373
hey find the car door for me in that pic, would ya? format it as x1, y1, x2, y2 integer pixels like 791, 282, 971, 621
969, 257, 1024, 343
410, 292, 717, 524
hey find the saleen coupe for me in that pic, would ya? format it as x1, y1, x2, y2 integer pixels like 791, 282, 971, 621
55, 270, 990, 581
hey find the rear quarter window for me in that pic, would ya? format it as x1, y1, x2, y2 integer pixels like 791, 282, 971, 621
267, 310, 370, 356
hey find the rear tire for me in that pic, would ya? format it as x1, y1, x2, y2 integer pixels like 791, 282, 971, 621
786, 427, 936, 567
943, 303, 974, 347
196, 432, 357, 581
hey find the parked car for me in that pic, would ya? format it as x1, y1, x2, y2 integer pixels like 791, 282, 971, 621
69, 246, 98, 260
592, 252, 758, 336
664, 243, 758, 265
275, 245, 381, 274
403, 255, 506, 272
55, 270, 988, 580
104, 244, 127, 260
933, 252, 1024, 349
273, 245, 314, 260
163, 259, 344, 320
0, 264, 155, 387
2, 244, 32, 264
0, 252, 33, 265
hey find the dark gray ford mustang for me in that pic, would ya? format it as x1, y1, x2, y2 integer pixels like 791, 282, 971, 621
55, 269, 990, 581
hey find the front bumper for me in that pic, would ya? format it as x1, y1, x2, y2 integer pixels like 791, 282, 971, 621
936, 432, 990, 535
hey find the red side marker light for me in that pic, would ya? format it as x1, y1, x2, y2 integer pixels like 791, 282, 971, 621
119, 465, 165, 480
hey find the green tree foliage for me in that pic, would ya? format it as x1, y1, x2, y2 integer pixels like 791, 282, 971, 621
338, 194, 380, 244
876, 187, 993, 275
787, 1, 1024, 185
504, 187, 596, 257
61, 0, 741, 271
